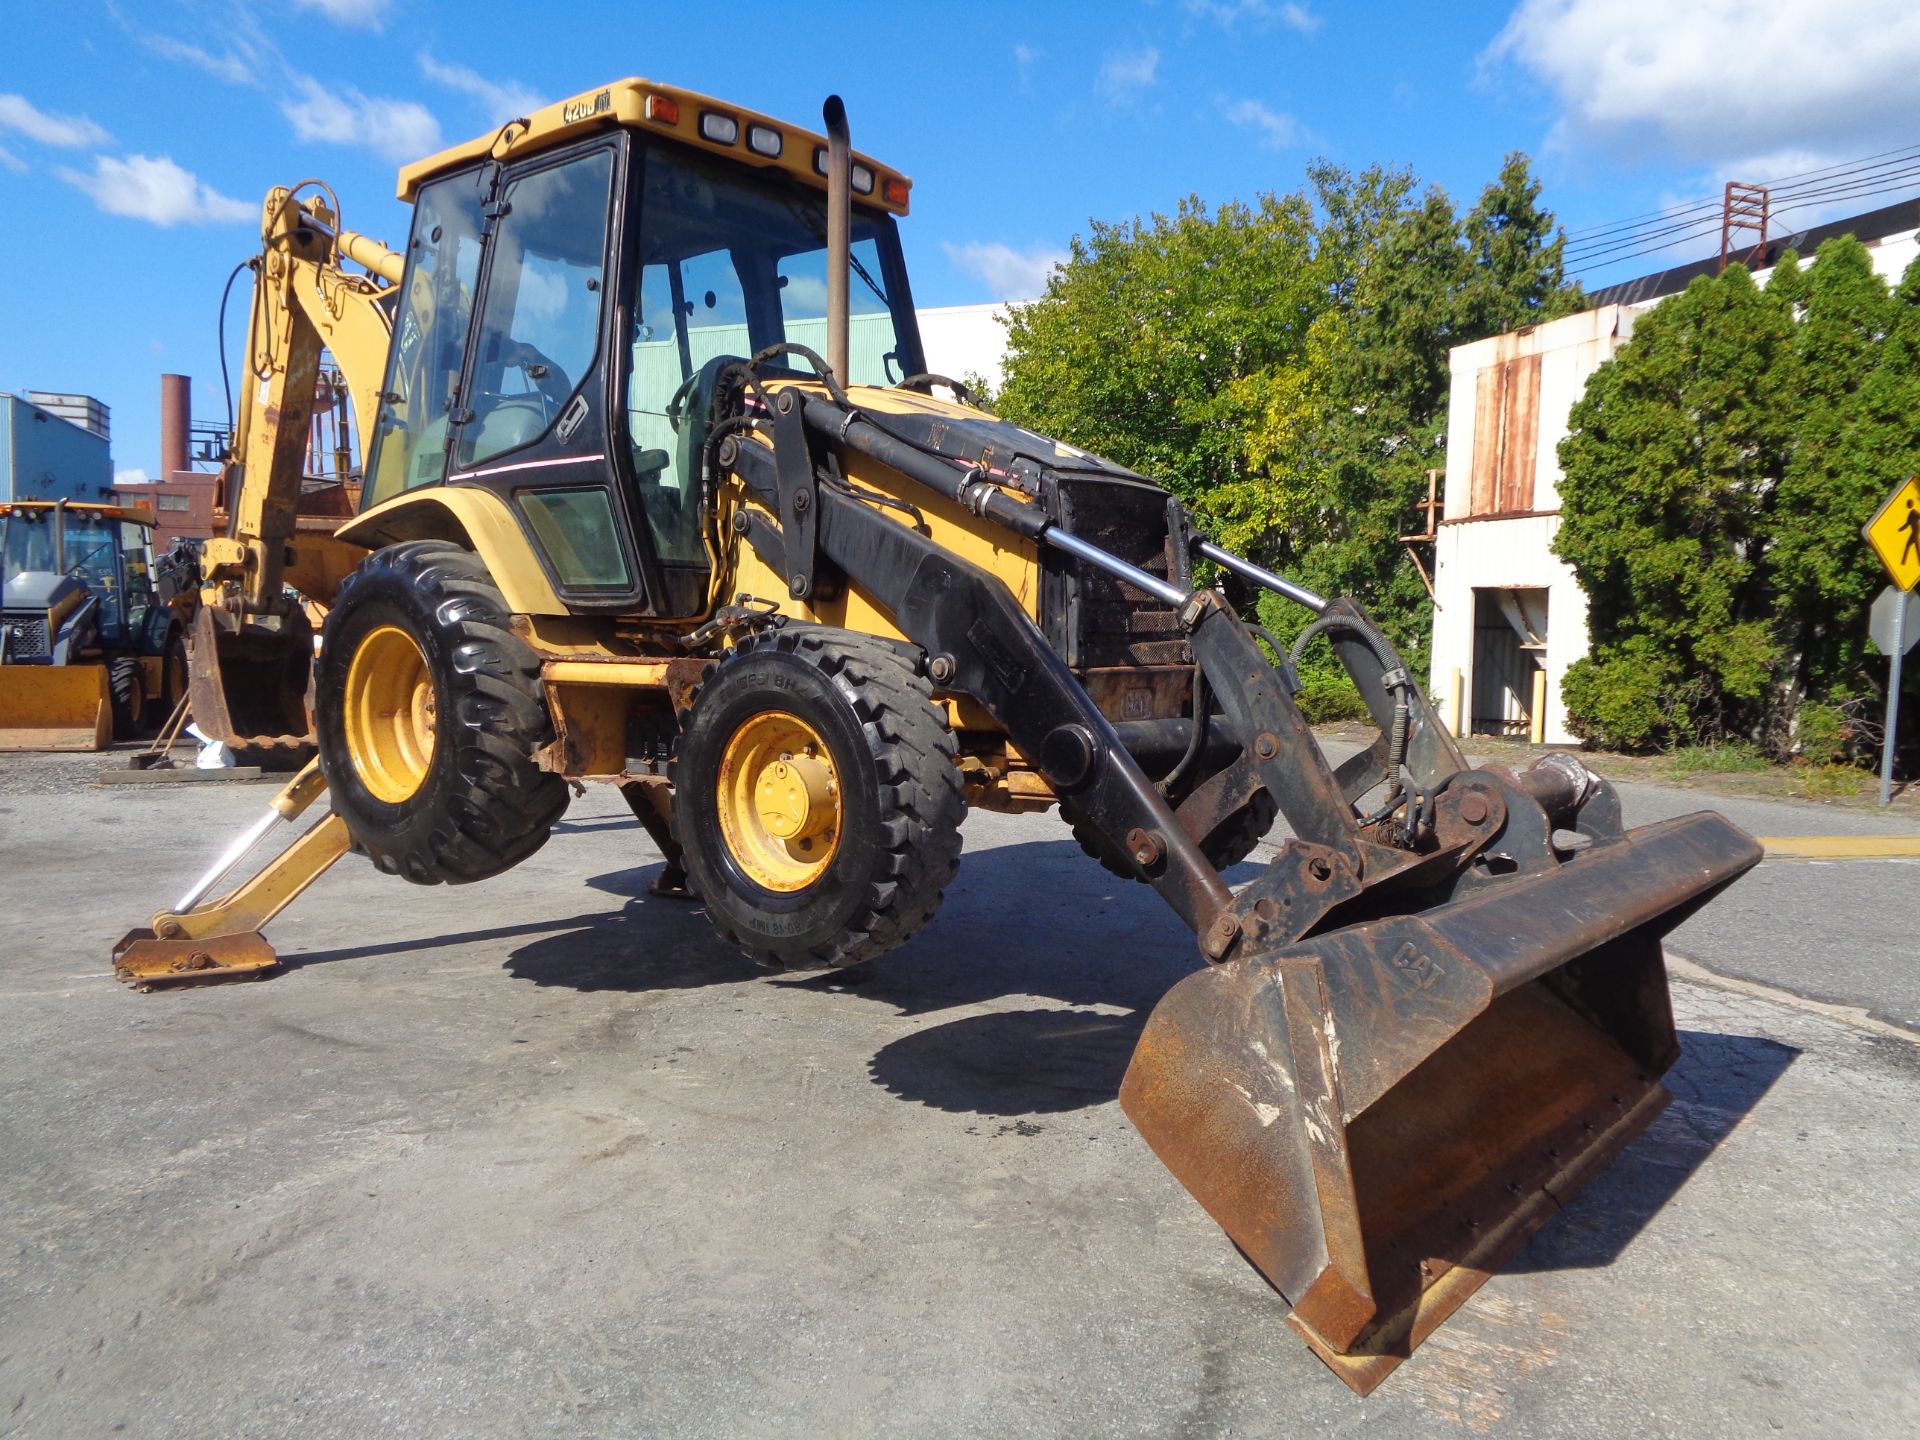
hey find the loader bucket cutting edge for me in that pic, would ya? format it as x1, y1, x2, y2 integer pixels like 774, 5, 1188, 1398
1119, 809, 1762, 1395
0, 665, 111, 751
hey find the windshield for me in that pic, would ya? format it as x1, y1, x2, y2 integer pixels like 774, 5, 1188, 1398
626, 141, 922, 564
631, 142, 918, 387
3, 509, 58, 583
1, 508, 138, 636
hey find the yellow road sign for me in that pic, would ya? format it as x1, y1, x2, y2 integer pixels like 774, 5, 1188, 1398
1864, 475, 1920, 592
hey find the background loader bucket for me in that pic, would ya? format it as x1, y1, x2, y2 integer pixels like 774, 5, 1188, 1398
0, 665, 111, 750
1121, 811, 1761, 1395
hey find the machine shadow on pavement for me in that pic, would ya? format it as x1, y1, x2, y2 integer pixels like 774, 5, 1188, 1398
1506, 1028, 1797, 1272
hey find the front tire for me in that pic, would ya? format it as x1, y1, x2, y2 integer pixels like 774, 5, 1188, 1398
673, 627, 964, 969
315, 540, 567, 885
107, 656, 145, 740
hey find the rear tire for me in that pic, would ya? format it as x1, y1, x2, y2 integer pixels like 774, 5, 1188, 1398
107, 656, 145, 740
672, 627, 963, 969
315, 540, 567, 885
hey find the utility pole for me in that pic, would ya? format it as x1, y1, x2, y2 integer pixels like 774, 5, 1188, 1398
1719, 183, 1770, 274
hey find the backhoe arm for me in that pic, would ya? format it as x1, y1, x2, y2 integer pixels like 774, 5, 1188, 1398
202, 186, 400, 611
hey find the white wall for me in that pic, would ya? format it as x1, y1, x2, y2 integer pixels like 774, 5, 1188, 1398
1430, 514, 1592, 744
914, 302, 1023, 392
1432, 305, 1644, 744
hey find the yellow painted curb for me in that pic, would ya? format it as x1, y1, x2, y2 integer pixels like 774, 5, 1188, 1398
1757, 836, 1920, 859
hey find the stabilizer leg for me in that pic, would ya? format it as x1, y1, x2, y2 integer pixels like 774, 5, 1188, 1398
113, 761, 352, 990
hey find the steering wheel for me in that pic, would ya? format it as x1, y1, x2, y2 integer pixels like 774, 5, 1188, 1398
65, 540, 113, 580
664, 369, 703, 434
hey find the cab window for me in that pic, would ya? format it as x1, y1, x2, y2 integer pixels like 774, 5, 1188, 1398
625, 144, 920, 571
460, 149, 615, 470
362, 168, 487, 509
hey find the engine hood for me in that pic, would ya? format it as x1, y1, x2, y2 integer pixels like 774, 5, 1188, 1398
2, 571, 84, 615
843, 386, 1161, 499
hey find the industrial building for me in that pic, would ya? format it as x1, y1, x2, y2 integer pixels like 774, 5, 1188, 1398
1428, 199, 1920, 744
1, 390, 113, 504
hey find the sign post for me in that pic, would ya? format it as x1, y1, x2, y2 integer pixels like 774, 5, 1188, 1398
1863, 477, 1920, 806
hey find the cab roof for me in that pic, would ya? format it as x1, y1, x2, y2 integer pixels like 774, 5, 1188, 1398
397, 77, 912, 216
0, 500, 154, 527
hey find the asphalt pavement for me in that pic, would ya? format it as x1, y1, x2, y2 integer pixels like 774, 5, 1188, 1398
1, 754, 1916, 1438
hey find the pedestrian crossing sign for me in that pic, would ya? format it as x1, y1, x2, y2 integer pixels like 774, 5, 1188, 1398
1864, 476, 1920, 592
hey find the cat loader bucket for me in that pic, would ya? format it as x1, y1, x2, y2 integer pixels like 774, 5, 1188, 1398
0, 663, 112, 750
1121, 757, 1760, 1393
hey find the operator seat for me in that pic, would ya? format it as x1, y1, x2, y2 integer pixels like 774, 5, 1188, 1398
641, 353, 744, 565
673, 353, 746, 502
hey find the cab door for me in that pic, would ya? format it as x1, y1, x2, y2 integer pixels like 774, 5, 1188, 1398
448, 138, 662, 612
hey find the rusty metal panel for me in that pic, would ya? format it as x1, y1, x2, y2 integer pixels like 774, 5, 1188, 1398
1469, 354, 1542, 517
1470, 367, 1501, 517
1498, 354, 1542, 513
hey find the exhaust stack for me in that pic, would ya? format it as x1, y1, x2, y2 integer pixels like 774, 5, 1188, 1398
822, 95, 851, 385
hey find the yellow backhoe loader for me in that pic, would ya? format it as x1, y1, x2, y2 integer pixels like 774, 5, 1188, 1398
1, 500, 185, 748
114, 80, 1762, 1392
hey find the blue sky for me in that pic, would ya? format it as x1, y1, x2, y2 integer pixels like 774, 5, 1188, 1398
4, 0, 1917, 482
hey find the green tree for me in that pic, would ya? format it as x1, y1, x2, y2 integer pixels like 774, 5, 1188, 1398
995, 192, 1331, 517
1268, 157, 1580, 665
1553, 266, 1797, 748
1771, 238, 1920, 697
997, 153, 1579, 682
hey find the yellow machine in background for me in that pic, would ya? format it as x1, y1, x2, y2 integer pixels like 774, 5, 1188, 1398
0, 500, 184, 749
116, 79, 1763, 1391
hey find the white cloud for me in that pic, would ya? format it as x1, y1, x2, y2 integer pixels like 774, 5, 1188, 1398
0, 143, 25, 174
1490, 0, 1920, 170
1224, 98, 1301, 150
56, 154, 254, 227
115, 468, 152, 486
1013, 43, 1044, 94
127, 4, 278, 88
0, 93, 111, 148
282, 77, 442, 162
1184, 1, 1320, 32
142, 33, 260, 87
418, 54, 544, 126
292, 0, 391, 28
1099, 46, 1161, 99
943, 241, 1066, 301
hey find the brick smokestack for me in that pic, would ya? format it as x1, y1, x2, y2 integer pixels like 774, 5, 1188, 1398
160, 373, 191, 480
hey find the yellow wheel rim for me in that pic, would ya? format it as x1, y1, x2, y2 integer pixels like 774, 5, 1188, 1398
343, 624, 438, 803
716, 710, 842, 893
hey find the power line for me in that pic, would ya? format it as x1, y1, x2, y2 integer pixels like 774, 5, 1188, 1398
1562, 143, 1920, 244
1567, 169, 1920, 277
1560, 142, 1920, 277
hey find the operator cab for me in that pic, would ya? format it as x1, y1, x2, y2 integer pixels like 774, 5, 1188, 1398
360, 79, 925, 619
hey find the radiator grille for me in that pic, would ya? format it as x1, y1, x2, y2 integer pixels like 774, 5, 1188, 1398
2, 613, 51, 660
1047, 476, 1189, 670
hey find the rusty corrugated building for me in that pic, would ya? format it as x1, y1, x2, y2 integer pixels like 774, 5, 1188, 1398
1429, 201, 1920, 744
